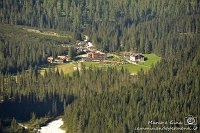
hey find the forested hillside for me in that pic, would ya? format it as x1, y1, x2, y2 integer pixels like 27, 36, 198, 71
0, 24, 73, 74
0, 0, 200, 133
0, 0, 200, 54
62, 43, 200, 133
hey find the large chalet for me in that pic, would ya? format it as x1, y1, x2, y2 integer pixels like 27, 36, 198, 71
82, 51, 107, 62
130, 53, 144, 62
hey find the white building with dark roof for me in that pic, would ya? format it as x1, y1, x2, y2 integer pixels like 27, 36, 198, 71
130, 54, 144, 62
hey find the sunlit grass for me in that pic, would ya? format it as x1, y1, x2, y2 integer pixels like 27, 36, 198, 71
40, 63, 74, 75
25, 28, 72, 38
81, 54, 161, 74
56, 63, 74, 74
138, 54, 161, 67
40, 54, 161, 76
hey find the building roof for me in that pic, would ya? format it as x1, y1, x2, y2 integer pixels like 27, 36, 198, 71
47, 57, 54, 59
130, 53, 144, 57
88, 51, 105, 55
86, 42, 93, 47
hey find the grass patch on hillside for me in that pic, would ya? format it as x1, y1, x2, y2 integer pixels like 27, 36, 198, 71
40, 63, 74, 75
23, 27, 72, 39
121, 64, 149, 73
40, 54, 160, 75
82, 62, 99, 68
56, 63, 74, 74
81, 54, 161, 74
138, 54, 161, 67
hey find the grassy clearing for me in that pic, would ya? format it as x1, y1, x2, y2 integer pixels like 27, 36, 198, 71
82, 63, 149, 74
56, 63, 74, 74
121, 64, 149, 73
40, 54, 160, 75
40, 63, 74, 75
138, 54, 161, 67
82, 62, 99, 68
24, 28, 72, 39
122, 54, 160, 73
82, 54, 161, 74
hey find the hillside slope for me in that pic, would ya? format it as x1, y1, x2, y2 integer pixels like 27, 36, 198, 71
0, 0, 200, 53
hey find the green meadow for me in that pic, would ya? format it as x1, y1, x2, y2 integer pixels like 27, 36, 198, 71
40, 54, 161, 75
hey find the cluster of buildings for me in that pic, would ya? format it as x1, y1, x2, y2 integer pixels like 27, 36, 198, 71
47, 55, 71, 63
47, 50, 107, 64
124, 52, 144, 62
47, 52, 144, 64
47, 37, 144, 64
81, 51, 107, 62
77, 39, 107, 62
77, 41, 95, 53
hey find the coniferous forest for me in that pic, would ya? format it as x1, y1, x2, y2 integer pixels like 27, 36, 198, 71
0, 0, 200, 133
